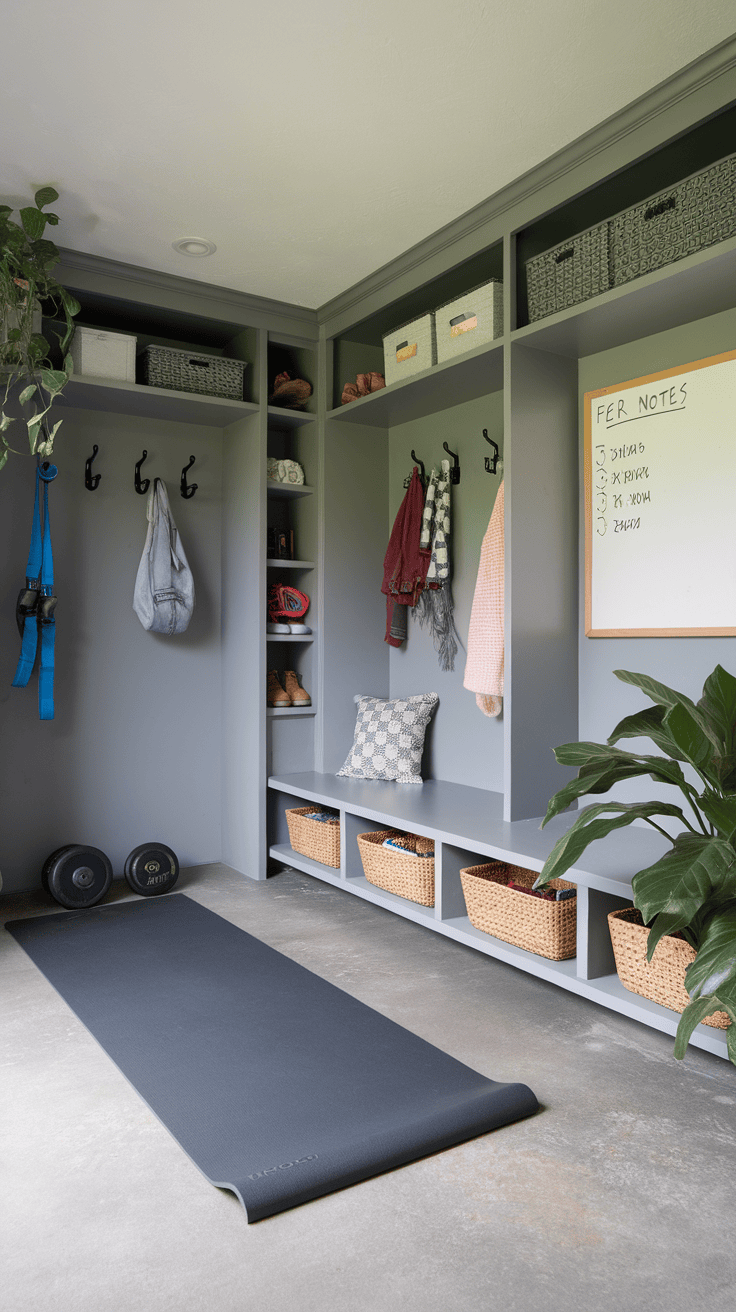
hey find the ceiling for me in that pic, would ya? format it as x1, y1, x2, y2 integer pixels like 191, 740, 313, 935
1, 2, 734, 311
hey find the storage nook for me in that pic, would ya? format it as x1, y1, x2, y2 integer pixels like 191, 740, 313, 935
4, 59, 736, 1067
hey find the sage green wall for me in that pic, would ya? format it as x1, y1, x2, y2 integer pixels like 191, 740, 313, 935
577, 305, 736, 812
388, 390, 504, 790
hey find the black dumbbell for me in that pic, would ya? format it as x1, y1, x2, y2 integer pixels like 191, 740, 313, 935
42, 842, 179, 907
123, 843, 179, 897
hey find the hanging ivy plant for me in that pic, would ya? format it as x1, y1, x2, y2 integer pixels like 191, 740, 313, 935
1, 186, 80, 471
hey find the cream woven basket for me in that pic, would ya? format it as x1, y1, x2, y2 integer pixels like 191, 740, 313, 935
460, 862, 576, 961
608, 907, 730, 1030
356, 830, 435, 906
285, 807, 340, 869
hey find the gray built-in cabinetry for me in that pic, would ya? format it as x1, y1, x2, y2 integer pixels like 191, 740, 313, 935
2, 42, 735, 1060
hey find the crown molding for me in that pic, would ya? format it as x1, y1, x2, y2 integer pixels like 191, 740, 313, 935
54, 248, 320, 338
317, 35, 736, 333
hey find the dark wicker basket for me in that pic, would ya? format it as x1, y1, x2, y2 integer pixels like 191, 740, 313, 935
611, 152, 736, 287
140, 344, 246, 400
525, 220, 610, 322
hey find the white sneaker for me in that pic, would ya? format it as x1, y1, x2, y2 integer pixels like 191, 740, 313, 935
287, 623, 312, 634
267, 622, 291, 634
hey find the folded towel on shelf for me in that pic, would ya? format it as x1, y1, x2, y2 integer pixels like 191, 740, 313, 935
304, 810, 339, 825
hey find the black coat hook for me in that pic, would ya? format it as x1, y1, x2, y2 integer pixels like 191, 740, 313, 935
135, 450, 150, 495
442, 442, 461, 484
85, 444, 101, 491
483, 429, 500, 475
180, 455, 197, 499
404, 450, 426, 488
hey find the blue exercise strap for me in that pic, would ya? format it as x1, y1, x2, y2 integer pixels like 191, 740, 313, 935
12, 462, 58, 720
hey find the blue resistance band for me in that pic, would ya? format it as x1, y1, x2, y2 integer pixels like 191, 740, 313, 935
12, 462, 58, 720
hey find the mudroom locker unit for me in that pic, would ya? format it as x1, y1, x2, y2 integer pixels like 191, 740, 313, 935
2, 44, 736, 1062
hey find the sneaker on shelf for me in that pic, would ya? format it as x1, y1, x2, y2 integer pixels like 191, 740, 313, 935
267, 622, 291, 634
287, 623, 312, 634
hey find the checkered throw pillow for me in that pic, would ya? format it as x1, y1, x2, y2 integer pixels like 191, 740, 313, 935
337, 693, 439, 784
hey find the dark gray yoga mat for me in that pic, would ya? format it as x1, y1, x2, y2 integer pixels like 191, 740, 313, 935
7, 894, 538, 1221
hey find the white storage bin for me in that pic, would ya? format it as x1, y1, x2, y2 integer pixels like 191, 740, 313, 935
382, 313, 436, 386
71, 326, 137, 382
434, 279, 503, 362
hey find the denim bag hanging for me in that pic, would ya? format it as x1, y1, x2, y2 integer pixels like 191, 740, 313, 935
133, 477, 195, 634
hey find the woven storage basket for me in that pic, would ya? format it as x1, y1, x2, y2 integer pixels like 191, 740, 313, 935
460, 862, 576, 961
525, 220, 610, 322
608, 907, 730, 1030
382, 314, 436, 386
611, 152, 736, 288
434, 279, 503, 363
285, 807, 340, 869
140, 344, 246, 400
356, 830, 435, 906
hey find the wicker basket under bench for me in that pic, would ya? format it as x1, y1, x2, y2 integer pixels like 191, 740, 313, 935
285, 806, 340, 869
356, 830, 435, 907
608, 907, 730, 1030
460, 861, 577, 961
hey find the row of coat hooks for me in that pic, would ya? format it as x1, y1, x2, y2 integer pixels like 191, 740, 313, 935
84, 447, 198, 498
403, 432, 502, 488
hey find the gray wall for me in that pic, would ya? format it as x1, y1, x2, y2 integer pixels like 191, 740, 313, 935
0, 407, 224, 893
387, 391, 504, 791
577, 305, 736, 814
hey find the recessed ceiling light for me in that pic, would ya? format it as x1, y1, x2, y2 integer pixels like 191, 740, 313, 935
172, 238, 217, 257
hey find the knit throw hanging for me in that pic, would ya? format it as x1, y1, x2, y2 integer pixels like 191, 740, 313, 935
416, 459, 462, 671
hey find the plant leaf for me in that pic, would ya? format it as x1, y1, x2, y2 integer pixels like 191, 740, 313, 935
663, 701, 715, 775
632, 833, 736, 955
674, 991, 736, 1059
614, 669, 721, 750
552, 741, 633, 768
0, 449, 8, 472
536, 800, 686, 887
608, 705, 688, 761
543, 754, 690, 825
699, 793, 736, 843
34, 186, 59, 208
19, 206, 46, 240
19, 385, 36, 405
39, 368, 68, 395
682, 904, 736, 999
698, 664, 736, 750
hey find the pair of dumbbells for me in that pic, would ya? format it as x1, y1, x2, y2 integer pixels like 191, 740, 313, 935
42, 843, 179, 909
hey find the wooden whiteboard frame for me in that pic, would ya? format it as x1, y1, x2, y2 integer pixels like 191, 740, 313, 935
584, 347, 736, 638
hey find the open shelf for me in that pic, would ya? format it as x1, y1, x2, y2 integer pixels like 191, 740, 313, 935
267, 707, 316, 718
266, 634, 314, 644
266, 559, 315, 569
266, 482, 316, 498
328, 338, 504, 428
266, 406, 317, 429
54, 374, 260, 425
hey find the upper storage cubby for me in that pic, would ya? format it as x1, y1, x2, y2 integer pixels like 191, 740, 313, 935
330, 242, 504, 425
267, 334, 317, 419
514, 100, 736, 343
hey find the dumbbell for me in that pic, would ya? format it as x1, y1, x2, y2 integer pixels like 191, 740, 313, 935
42, 843, 179, 908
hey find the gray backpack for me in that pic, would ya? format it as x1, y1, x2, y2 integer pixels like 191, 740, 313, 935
133, 478, 195, 634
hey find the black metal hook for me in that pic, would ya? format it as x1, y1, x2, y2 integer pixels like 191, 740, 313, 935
180, 455, 197, 499
443, 441, 461, 484
135, 450, 150, 495
404, 450, 426, 488
84, 444, 101, 491
483, 429, 500, 475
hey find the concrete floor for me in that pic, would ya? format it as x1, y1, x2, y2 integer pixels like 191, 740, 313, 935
2, 861, 736, 1312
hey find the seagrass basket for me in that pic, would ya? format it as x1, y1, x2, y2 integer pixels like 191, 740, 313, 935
356, 830, 435, 906
460, 862, 577, 961
140, 344, 247, 400
608, 907, 730, 1030
285, 807, 340, 869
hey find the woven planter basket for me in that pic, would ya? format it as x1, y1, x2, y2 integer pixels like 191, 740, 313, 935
460, 862, 577, 961
140, 344, 246, 400
608, 907, 730, 1030
356, 830, 435, 906
285, 807, 340, 869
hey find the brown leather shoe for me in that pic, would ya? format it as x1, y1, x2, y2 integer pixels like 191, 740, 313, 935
282, 669, 311, 706
267, 670, 291, 707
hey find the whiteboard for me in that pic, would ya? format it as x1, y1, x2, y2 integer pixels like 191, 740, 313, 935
584, 348, 736, 636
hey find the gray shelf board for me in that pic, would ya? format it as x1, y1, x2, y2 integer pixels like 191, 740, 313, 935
267, 707, 316, 718
573, 969, 729, 1059
266, 559, 315, 569
514, 236, 736, 360
267, 406, 317, 429
327, 339, 504, 428
55, 374, 260, 426
266, 482, 316, 498
266, 634, 315, 644
267, 772, 670, 893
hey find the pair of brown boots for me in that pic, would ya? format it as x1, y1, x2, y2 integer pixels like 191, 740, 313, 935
268, 669, 311, 708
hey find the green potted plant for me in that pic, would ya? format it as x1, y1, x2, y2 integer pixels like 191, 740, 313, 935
1, 186, 80, 472
535, 664, 736, 1064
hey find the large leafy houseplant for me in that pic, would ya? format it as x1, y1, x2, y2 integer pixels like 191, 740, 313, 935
1, 186, 80, 472
535, 664, 736, 1064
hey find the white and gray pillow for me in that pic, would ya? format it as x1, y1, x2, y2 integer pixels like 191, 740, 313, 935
337, 693, 438, 785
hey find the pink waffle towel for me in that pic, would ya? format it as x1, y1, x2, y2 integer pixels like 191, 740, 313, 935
463, 481, 504, 717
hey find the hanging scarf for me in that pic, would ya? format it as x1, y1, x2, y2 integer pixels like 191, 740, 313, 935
382, 467, 430, 647
416, 458, 461, 671
463, 480, 504, 716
